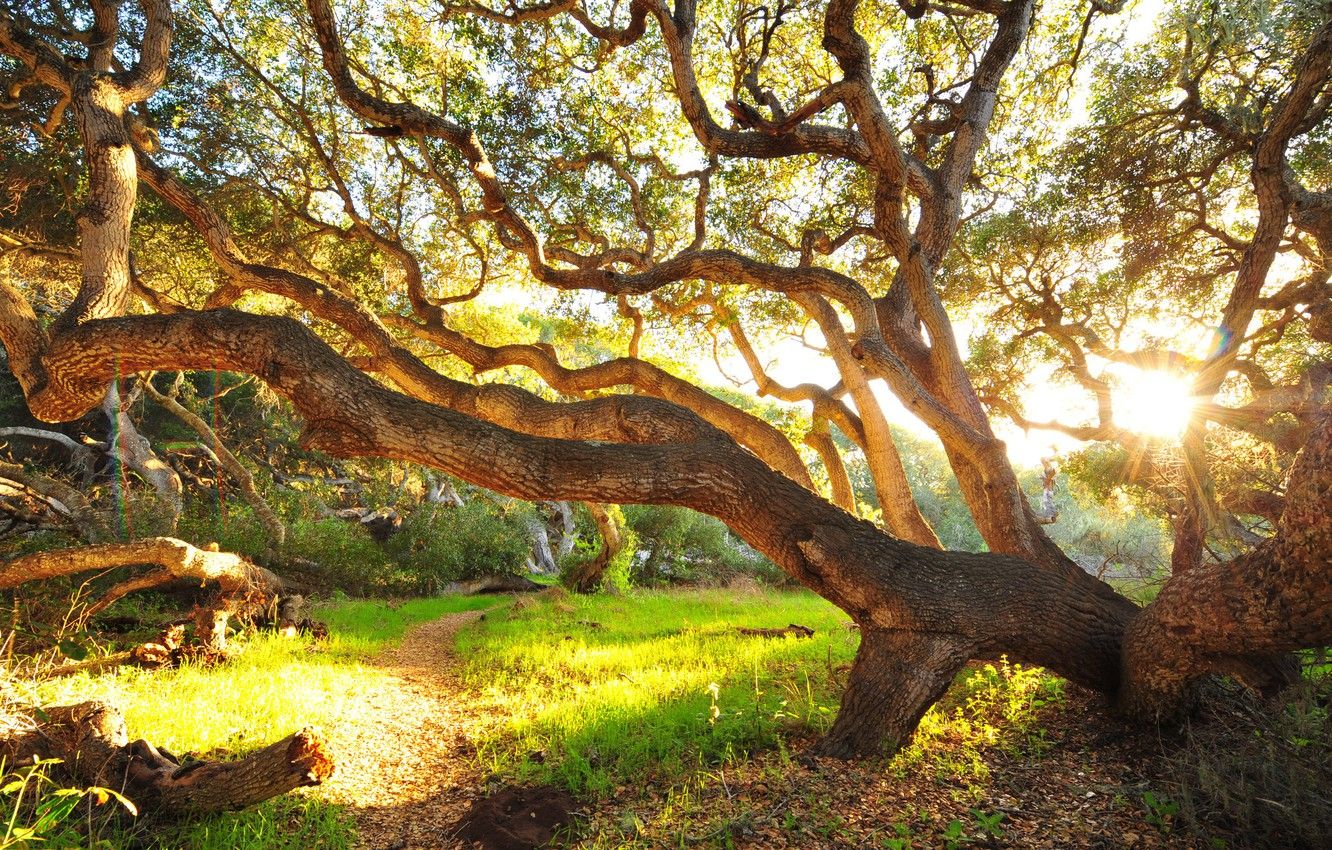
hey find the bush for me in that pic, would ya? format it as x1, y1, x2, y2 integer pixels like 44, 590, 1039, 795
286, 518, 393, 595
176, 502, 272, 560
382, 500, 530, 594
623, 505, 780, 586
1167, 673, 1332, 849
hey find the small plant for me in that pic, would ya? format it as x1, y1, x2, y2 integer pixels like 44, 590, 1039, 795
882, 820, 914, 849
942, 817, 969, 849
970, 808, 1005, 839
1143, 790, 1179, 834
0, 757, 138, 849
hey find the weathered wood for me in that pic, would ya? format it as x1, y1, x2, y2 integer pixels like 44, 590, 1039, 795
448, 573, 543, 595
2, 701, 333, 816
1, 538, 282, 651
736, 623, 815, 639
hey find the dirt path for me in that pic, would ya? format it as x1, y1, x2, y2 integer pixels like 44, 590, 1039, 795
319, 609, 495, 850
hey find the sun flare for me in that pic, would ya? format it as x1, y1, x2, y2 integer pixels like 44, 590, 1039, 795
1110, 367, 1197, 440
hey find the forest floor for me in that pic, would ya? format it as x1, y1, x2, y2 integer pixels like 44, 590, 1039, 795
310, 589, 1300, 850
16, 588, 1327, 849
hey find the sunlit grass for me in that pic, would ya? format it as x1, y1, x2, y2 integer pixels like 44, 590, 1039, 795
15, 594, 498, 849
462, 589, 1066, 803
31, 595, 495, 757
458, 588, 857, 794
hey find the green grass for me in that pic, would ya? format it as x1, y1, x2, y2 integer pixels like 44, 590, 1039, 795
7, 587, 1071, 848
12, 594, 501, 850
461, 588, 1065, 800
461, 588, 857, 794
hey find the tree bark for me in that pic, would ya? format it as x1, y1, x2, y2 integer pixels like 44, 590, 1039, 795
1120, 412, 1332, 720
815, 629, 970, 758
0, 537, 281, 651
564, 503, 625, 593
3, 701, 332, 816
103, 381, 182, 531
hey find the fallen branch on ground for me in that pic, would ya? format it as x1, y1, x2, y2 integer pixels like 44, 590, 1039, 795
737, 624, 815, 639
2, 701, 333, 816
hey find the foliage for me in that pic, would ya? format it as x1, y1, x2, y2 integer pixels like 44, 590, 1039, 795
0, 757, 136, 850
624, 506, 781, 587
286, 518, 394, 596
1166, 673, 1332, 849
383, 501, 532, 594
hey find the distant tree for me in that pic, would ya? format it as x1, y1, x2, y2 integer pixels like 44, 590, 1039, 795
0, 0, 1328, 756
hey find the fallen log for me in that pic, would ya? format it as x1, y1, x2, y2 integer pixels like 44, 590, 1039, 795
736, 624, 815, 639
447, 573, 544, 595
3, 701, 332, 816
1, 537, 282, 651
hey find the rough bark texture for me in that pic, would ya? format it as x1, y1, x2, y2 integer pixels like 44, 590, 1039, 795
564, 503, 625, 593
815, 629, 970, 758
1120, 412, 1332, 720
0, 537, 281, 650
3, 0, 1330, 762
2, 701, 332, 816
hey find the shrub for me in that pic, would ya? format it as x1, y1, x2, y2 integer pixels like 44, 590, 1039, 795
382, 500, 530, 594
285, 518, 393, 595
1167, 673, 1332, 849
623, 505, 779, 586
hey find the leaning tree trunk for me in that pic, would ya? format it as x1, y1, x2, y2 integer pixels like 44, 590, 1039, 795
815, 628, 970, 758
1120, 412, 1332, 720
564, 503, 625, 593
3, 701, 332, 815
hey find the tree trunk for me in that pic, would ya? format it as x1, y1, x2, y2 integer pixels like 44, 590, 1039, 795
525, 515, 559, 575
815, 629, 970, 758
141, 376, 286, 549
4, 307, 1326, 758
103, 381, 182, 531
564, 503, 624, 593
3, 701, 332, 816
1120, 412, 1332, 720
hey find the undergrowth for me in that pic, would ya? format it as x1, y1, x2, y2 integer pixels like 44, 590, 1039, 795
1167, 671, 1332, 849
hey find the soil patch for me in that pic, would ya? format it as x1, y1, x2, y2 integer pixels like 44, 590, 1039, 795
453, 785, 580, 850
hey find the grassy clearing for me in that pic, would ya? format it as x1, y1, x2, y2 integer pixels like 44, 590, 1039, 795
9, 594, 497, 849
459, 588, 856, 794
460, 588, 1064, 801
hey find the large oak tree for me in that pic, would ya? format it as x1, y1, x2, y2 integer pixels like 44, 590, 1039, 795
0, 0, 1329, 757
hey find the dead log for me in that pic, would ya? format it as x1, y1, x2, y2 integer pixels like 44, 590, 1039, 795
1, 537, 282, 651
736, 623, 815, 639
447, 573, 543, 595
3, 701, 332, 816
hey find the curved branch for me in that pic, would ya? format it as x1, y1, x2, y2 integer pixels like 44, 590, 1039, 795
113, 0, 173, 102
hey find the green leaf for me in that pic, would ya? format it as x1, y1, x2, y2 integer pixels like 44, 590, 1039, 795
56, 639, 88, 661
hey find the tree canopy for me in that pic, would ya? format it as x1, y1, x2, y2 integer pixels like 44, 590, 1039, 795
1, 0, 1329, 757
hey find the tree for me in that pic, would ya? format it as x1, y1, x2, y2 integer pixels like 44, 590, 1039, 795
0, 0, 1328, 758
